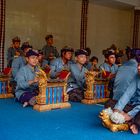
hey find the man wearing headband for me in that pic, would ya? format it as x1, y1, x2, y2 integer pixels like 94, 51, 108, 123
38, 50, 48, 69
99, 50, 118, 98
50, 46, 74, 79
15, 50, 39, 107
7, 36, 22, 67
10, 44, 32, 95
12, 44, 32, 79
100, 50, 118, 79
67, 49, 88, 102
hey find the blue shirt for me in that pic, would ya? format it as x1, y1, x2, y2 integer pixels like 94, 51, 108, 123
113, 59, 138, 100
67, 63, 88, 92
12, 56, 26, 79
84, 62, 92, 71
15, 64, 39, 100
99, 62, 118, 74
42, 45, 59, 63
50, 57, 73, 78
39, 59, 48, 68
114, 75, 140, 118
7, 47, 22, 67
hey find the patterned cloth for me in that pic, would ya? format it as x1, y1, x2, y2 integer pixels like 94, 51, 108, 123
0, 0, 5, 71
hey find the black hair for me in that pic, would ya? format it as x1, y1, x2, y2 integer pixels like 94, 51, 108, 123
12, 36, 21, 43
61, 46, 74, 57
45, 35, 53, 41
90, 56, 98, 62
85, 47, 91, 56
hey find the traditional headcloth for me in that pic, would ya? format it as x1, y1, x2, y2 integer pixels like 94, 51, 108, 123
45, 34, 53, 40
104, 50, 115, 58
12, 36, 21, 43
131, 48, 140, 63
21, 44, 32, 51
26, 50, 39, 57
61, 46, 74, 54
75, 49, 88, 56
38, 50, 43, 55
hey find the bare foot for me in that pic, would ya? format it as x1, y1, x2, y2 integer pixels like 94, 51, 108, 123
29, 97, 36, 106
130, 124, 138, 134
23, 102, 28, 108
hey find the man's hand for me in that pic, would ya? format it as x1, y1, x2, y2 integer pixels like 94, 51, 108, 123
121, 112, 132, 121
113, 109, 132, 121
33, 77, 39, 83
28, 77, 39, 85
113, 109, 120, 113
108, 74, 115, 79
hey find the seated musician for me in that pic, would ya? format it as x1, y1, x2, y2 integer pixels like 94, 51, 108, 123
7, 36, 22, 67
12, 43, 32, 79
112, 48, 139, 100
89, 56, 99, 71
67, 49, 88, 102
100, 50, 118, 98
105, 51, 140, 134
38, 50, 48, 68
15, 50, 39, 107
112, 65, 140, 134
100, 50, 118, 79
10, 44, 32, 95
50, 46, 74, 79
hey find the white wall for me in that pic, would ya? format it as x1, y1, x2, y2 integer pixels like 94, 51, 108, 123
87, 3, 134, 64
115, 0, 140, 6
5, 0, 81, 66
5, 0, 134, 65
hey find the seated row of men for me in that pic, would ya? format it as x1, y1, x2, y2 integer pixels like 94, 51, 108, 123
7, 35, 140, 134
11, 47, 91, 106
7, 35, 124, 107
7, 35, 99, 103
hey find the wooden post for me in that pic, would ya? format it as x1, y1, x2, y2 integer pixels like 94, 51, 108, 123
80, 0, 89, 49
132, 10, 140, 48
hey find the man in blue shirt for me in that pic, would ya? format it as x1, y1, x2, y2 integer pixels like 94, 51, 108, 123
100, 51, 118, 77
7, 36, 22, 67
15, 50, 39, 107
10, 44, 32, 95
100, 51, 118, 98
67, 49, 88, 102
113, 59, 138, 100
50, 46, 74, 79
112, 48, 139, 100
12, 44, 32, 79
38, 50, 48, 68
105, 49, 140, 134
113, 72, 140, 134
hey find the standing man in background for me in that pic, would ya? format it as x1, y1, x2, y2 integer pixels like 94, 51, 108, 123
42, 34, 59, 64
